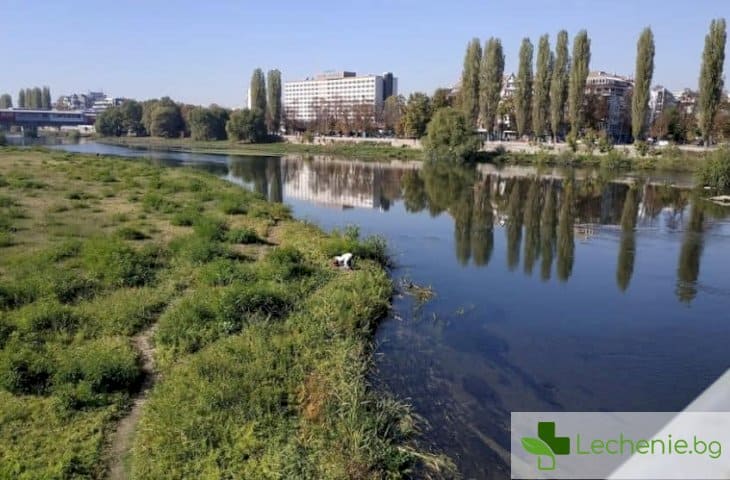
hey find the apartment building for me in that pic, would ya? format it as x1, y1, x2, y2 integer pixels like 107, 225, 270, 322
282, 71, 397, 122
648, 86, 677, 125
585, 71, 634, 141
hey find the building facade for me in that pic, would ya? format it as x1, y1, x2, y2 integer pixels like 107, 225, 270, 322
648, 86, 677, 125
585, 71, 634, 141
283, 71, 396, 123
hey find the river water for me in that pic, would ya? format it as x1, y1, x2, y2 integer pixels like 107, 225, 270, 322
49, 141, 730, 479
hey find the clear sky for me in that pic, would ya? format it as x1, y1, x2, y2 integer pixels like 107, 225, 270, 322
1, 0, 727, 108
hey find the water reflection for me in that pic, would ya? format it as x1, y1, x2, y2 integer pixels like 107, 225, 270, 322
221, 155, 728, 303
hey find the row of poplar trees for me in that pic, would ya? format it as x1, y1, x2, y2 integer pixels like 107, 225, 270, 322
7, 86, 53, 110
248, 68, 283, 133
459, 17, 726, 145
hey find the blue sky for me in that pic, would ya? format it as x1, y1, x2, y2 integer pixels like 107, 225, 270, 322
1, 0, 727, 108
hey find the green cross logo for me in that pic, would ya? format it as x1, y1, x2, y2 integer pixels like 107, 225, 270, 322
521, 421, 570, 471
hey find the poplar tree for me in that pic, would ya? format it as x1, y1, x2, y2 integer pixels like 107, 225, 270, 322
479, 37, 505, 137
18, 89, 25, 108
0, 94, 12, 109
550, 30, 570, 142
631, 28, 655, 142
698, 18, 727, 146
42, 86, 52, 110
32, 88, 42, 109
266, 69, 282, 132
515, 38, 534, 138
532, 34, 553, 140
25, 89, 33, 108
249, 68, 267, 114
568, 30, 591, 137
460, 38, 482, 127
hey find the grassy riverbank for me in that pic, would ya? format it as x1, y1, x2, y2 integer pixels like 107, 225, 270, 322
0, 148, 452, 479
94, 135, 726, 174
97, 136, 424, 161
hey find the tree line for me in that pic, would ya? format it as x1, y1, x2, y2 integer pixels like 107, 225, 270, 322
0, 87, 52, 109
96, 68, 282, 143
455, 18, 726, 146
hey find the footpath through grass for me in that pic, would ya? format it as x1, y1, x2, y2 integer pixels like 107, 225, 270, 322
0, 148, 453, 479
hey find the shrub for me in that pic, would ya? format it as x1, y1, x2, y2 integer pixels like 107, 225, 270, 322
322, 227, 389, 267
16, 300, 85, 337
83, 238, 165, 287
170, 234, 230, 264
199, 259, 257, 286
696, 148, 730, 192
0, 281, 37, 310
155, 290, 221, 355
219, 196, 247, 215
217, 282, 292, 328
54, 337, 141, 394
142, 192, 177, 213
46, 239, 83, 262
0, 342, 54, 395
635, 140, 651, 157
193, 216, 228, 241
170, 207, 200, 227
423, 107, 481, 160
49, 270, 99, 304
226, 227, 259, 244
265, 246, 313, 281
115, 226, 150, 241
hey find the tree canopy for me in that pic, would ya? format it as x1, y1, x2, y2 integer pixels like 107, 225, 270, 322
424, 107, 481, 160
226, 109, 266, 143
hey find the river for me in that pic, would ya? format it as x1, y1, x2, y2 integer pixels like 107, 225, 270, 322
48, 140, 730, 479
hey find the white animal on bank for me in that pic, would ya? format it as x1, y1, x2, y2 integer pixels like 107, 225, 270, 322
333, 252, 354, 269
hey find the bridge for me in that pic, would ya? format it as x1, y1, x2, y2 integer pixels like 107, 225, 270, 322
0, 109, 95, 128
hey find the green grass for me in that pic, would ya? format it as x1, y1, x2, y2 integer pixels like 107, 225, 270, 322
0, 148, 451, 479
97, 136, 425, 161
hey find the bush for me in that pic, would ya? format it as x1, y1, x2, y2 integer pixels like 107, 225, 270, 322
226, 227, 259, 244
0, 341, 55, 395
16, 300, 85, 337
170, 206, 201, 226
264, 246, 313, 281
696, 148, 730, 192
226, 108, 267, 143
155, 290, 222, 355
219, 196, 248, 215
193, 216, 228, 241
170, 234, 230, 264
635, 140, 651, 157
322, 226, 389, 267
83, 238, 165, 287
217, 282, 292, 329
423, 107, 481, 160
115, 226, 150, 241
54, 337, 141, 395
199, 259, 258, 286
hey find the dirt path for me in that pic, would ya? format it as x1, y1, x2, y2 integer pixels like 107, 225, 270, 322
107, 324, 158, 480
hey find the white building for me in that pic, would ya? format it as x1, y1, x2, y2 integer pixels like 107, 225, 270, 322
586, 71, 634, 141
649, 86, 676, 125
283, 71, 397, 123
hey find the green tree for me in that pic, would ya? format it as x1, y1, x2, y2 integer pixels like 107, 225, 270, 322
120, 100, 144, 136
383, 95, 405, 134
187, 106, 229, 141
32, 87, 42, 109
249, 68, 267, 113
17, 89, 25, 108
532, 34, 553, 140
568, 30, 591, 137
0, 94, 12, 109
266, 69, 282, 133
515, 38, 534, 138
460, 38, 482, 127
226, 109, 266, 143
41, 86, 52, 110
432, 88, 452, 110
423, 107, 481, 160
25, 89, 32, 108
403, 92, 432, 138
550, 31, 570, 142
95, 108, 125, 136
149, 98, 184, 138
617, 186, 639, 291
631, 28, 655, 142
479, 37, 505, 137
698, 18, 727, 146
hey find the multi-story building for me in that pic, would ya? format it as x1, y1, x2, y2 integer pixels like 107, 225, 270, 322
648, 86, 676, 125
674, 88, 699, 115
500, 73, 517, 99
283, 71, 396, 123
585, 71, 633, 141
